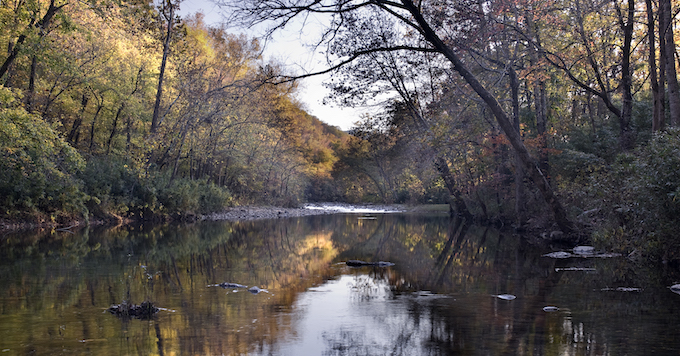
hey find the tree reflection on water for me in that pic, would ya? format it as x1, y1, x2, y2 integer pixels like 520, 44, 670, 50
0, 214, 679, 355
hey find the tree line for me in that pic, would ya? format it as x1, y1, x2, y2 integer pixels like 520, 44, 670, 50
0, 0, 346, 223
224, 0, 680, 260
3, 0, 680, 261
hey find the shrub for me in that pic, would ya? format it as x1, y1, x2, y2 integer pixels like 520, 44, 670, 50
157, 176, 232, 215
0, 86, 87, 219
585, 129, 680, 261
79, 156, 156, 217
81, 158, 233, 219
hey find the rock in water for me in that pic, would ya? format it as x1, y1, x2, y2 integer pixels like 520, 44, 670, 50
248, 286, 269, 294
573, 246, 595, 255
219, 282, 248, 289
495, 294, 516, 300
542, 251, 573, 259
670, 284, 680, 294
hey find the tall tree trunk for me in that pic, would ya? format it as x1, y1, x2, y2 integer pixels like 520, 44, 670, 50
526, 10, 551, 179
89, 103, 104, 153
509, 66, 526, 225
648, 0, 665, 131
170, 126, 188, 182
67, 94, 88, 144
617, 0, 636, 150
151, 0, 175, 134
125, 114, 133, 151
661, 0, 680, 126
107, 103, 125, 154
26, 55, 37, 110
402, 0, 575, 235
435, 156, 473, 220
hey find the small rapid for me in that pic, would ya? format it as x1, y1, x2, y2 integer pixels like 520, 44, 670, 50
303, 203, 405, 214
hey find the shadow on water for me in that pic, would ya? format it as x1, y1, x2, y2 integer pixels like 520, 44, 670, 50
0, 214, 680, 355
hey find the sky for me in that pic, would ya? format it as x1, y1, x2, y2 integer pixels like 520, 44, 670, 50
177, 0, 367, 131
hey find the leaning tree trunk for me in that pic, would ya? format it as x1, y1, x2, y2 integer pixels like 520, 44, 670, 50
403, 0, 575, 235
435, 156, 473, 220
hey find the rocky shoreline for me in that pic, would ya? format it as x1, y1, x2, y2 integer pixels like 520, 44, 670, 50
206, 203, 425, 222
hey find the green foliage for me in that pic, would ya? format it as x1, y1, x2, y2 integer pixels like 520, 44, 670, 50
579, 129, 680, 261
156, 176, 233, 215
564, 126, 620, 163
79, 157, 154, 217
551, 148, 606, 184
81, 157, 233, 219
0, 1, 346, 222
0, 86, 87, 219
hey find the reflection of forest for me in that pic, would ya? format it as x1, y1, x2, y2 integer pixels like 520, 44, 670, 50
0, 215, 679, 355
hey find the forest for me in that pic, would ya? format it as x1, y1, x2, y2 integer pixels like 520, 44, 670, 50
2, 0, 680, 262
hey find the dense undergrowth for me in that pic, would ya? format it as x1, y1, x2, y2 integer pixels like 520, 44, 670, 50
0, 87, 233, 224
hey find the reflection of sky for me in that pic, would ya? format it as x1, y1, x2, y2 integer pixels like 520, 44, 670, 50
268, 274, 424, 355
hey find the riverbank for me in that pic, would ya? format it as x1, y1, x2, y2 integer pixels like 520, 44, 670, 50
206, 203, 445, 222
0, 204, 450, 233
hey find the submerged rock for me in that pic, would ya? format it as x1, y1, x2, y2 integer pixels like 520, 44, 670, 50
108, 300, 159, 320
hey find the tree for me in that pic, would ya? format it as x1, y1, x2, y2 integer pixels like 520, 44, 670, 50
0, 0, 66, 81
647, 0, 665, 131
224, 0, 575, 234
150, 0, 181, 133
660, 0, 680, 126
320, 11, 474, 216
528, 0, 641, 150
0, 85, 86, 217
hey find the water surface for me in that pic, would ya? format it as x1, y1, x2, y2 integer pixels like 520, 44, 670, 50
1, 213, 679, 355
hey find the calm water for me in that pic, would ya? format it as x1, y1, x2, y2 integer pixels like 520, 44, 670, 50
1, 213, 680, 355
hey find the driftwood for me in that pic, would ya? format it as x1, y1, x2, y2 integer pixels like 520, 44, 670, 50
219, 282, 247, 289
108, 300, 159, 320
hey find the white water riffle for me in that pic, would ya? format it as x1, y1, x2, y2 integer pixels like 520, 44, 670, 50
303, 203, 405, 214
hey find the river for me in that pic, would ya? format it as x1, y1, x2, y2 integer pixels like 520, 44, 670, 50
0, 211, 679, 355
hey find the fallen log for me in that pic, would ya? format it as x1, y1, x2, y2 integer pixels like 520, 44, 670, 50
346, 260, 395, 267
